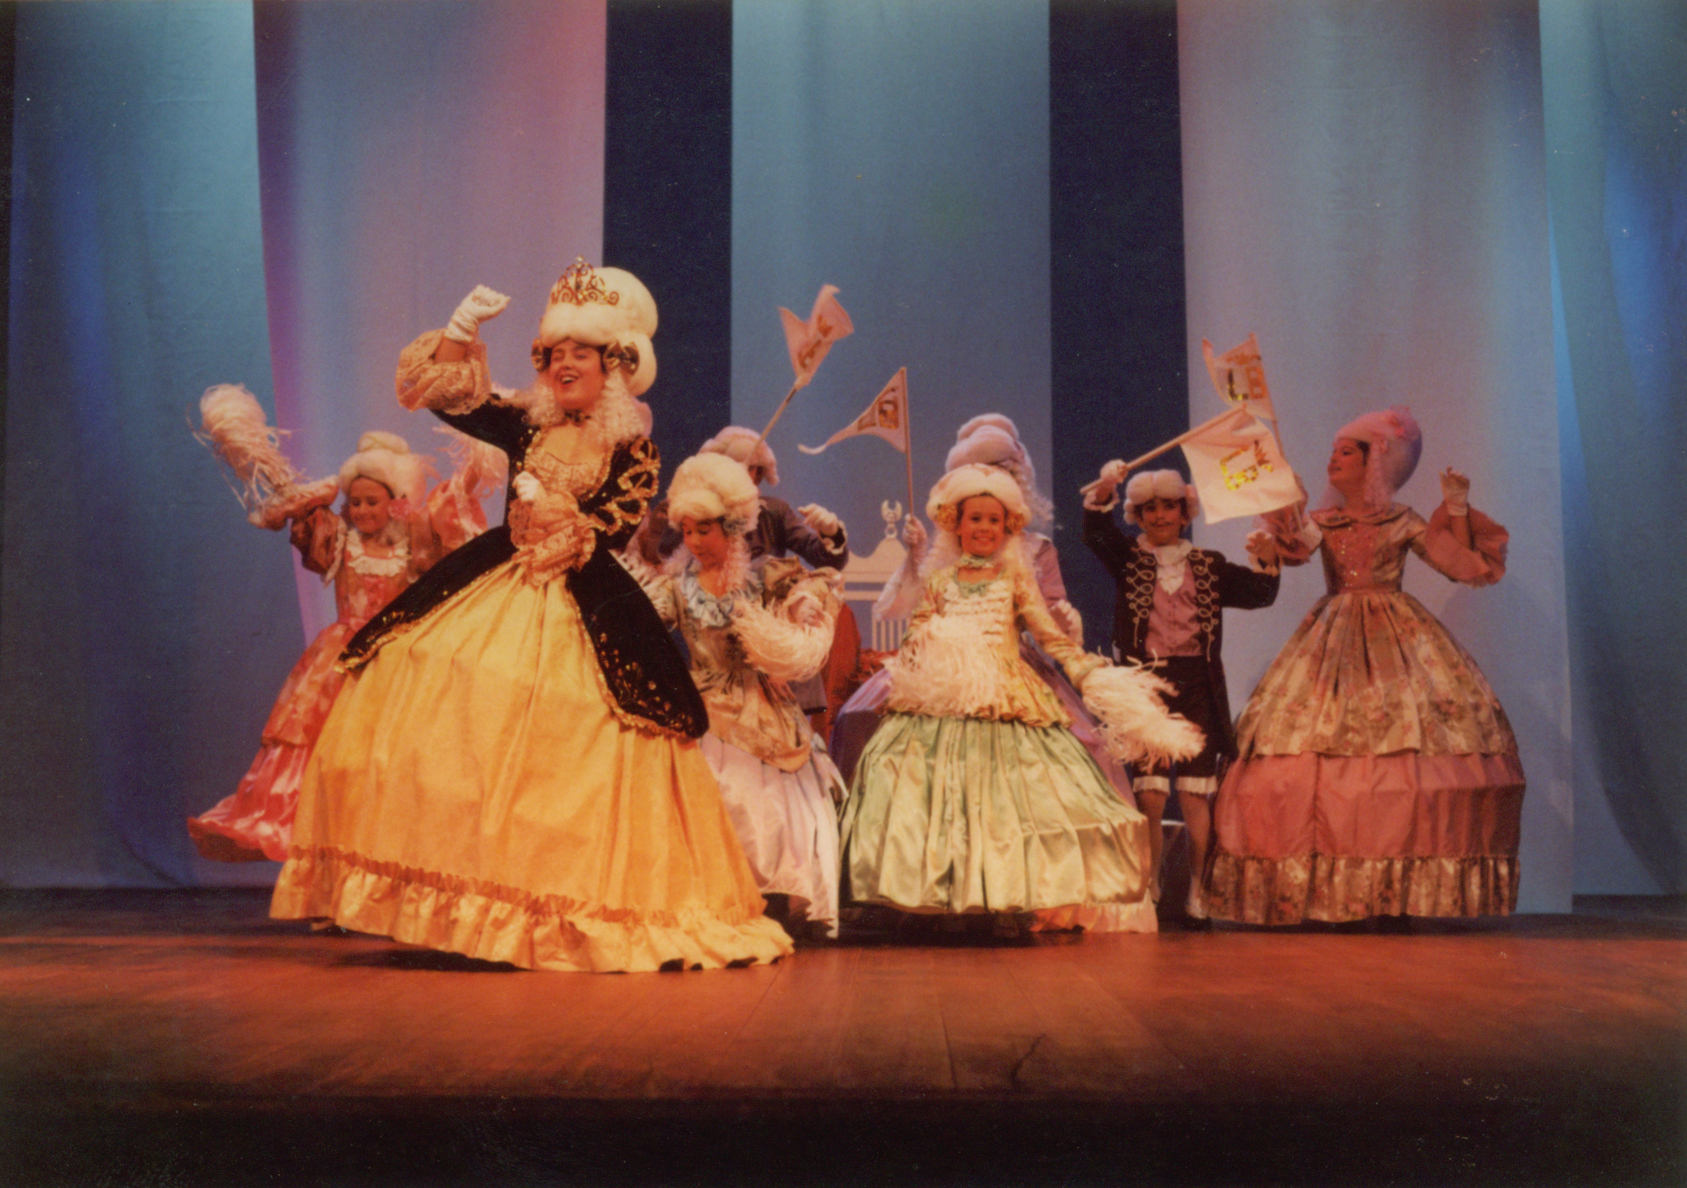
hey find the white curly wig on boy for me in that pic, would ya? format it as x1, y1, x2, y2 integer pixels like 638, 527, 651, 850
1121, 469, 1201, 528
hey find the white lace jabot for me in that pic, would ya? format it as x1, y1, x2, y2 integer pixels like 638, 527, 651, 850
1149, 540, 1194, 594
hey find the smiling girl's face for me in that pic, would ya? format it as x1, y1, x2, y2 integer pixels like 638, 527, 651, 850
957, 495, 1007, 558
346, 476, 394, 536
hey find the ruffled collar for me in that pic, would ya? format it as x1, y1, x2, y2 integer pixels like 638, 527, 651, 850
681, 561, 763, 629
344, 527, 410, 578
1136, 538, 1194, 594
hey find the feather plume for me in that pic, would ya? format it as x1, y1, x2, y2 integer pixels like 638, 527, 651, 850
1079, 664, 1205, 768
434, 425, 509, 501
884, 614, 1010, 718
733, 599, 834, 683
193, 384, 335, 528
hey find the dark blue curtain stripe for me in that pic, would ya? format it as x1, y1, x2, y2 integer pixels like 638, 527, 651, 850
604, 0, 734, 478
1049, 0, 1186, 647
0, 1, 15, 606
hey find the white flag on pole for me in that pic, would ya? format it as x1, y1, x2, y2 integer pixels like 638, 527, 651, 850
799, 367, 909, 455
1202, 333, 1276, 424
780, 284, 855, 390
1179, 405, 1301, 523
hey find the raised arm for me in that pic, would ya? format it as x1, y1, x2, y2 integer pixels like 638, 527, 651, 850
1014, 565, 1105, 688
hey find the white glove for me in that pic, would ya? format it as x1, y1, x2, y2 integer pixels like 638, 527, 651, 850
1245, 529, 1280, 570
443, 285, 511, 344
1084, 459, 1129, 510
799, 503, 843, 538
512, 471, 542, 502
900, 514, 929, 561
1440, 468, 1470, 516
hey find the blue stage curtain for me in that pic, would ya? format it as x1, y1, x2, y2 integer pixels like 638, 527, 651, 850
729, 0, 1051, 560
1541, 0, 1687, 894
604, 0, 734, 472
1, 2, 288, 886
1050, 0, 1186, 641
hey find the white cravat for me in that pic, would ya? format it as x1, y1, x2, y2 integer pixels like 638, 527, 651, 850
1149, 540, 1194, 595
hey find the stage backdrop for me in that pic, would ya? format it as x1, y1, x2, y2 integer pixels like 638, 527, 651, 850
729, 0, 1052, 558
3, 1, 1682, 904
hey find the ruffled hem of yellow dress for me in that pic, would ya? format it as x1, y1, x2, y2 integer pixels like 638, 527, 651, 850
271, 845, 792, 973
1203, 852, 1519, 925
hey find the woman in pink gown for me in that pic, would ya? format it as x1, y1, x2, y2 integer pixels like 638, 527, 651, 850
1205, 407, 1523, 924
188, 432, 489, 862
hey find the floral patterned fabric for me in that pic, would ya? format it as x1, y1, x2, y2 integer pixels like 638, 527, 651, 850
1206, 502, 1524, 923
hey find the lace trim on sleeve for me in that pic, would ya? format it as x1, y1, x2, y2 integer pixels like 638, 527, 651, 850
395, 329, 493, 416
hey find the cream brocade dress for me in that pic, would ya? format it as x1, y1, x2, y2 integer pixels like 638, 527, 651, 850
841, 559, 1153, 928
1206, 502, 1523, 924
646, 560, 848, 937
270, 334, 791, 973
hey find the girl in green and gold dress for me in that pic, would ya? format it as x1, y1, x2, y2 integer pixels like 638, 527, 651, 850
841, 464, 1201, 935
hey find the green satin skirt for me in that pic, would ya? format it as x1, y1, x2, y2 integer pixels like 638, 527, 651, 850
841, 712, 1150, 916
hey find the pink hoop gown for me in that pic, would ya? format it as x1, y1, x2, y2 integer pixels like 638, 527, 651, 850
1206, 502, 1524, 924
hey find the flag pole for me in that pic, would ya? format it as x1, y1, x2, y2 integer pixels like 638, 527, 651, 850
755, 381, 803, 452
1078, 406, 1239, 499
904, 399, 916, 519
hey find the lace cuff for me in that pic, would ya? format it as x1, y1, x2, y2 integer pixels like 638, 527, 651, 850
395, 329, 492, 416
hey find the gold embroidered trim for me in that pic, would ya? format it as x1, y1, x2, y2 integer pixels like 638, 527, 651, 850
577, 611, 699, 742
284, 843, 765, 931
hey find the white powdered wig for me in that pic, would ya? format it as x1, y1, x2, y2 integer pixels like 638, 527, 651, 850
954, 412, 1022, 443
534, 261, 659, 397
338, 431, 428, 504
1122, 469, 1201, 526
668, 452, 761, 537
944, 423, 1022, 472
1079, 665, 1205, 769
733, 599, 836, 684
926, 463, 1030, 526
699, 426, 779, 486
1329, 405, 1423, 509
884, 614, 1010, 719
945, 416, 1053, 530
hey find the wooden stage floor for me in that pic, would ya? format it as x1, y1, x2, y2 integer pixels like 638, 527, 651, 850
0, 890, 1681, 1186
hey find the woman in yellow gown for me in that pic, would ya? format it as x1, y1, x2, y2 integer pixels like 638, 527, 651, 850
270, 262, 791, 972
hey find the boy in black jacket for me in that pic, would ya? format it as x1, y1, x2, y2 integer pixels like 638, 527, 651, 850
1083, 468, 1279, 920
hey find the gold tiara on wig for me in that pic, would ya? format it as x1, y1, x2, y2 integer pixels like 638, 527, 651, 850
548, 258, 621, 308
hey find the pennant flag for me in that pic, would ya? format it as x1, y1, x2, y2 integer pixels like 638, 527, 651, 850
1179, 405, 1301, 523
1202, 333, 1276, 423
799, 367, 909, 455
779, 284, 855, 390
